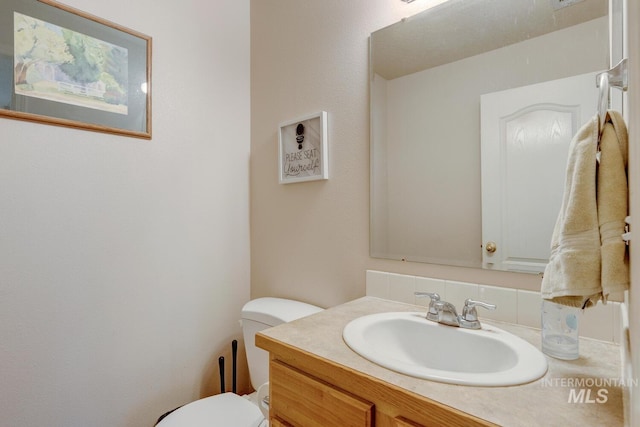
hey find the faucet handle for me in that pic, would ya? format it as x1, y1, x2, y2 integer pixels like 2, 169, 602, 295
414, 291, 440, 301
462, 299, 496, 322
414, 292, 440, 321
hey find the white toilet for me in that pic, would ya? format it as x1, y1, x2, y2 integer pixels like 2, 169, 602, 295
157, 297, 323, 427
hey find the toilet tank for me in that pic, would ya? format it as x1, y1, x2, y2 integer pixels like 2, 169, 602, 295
241, 297, 323, 390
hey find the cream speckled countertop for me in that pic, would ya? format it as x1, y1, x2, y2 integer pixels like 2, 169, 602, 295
258, 297, 624, 427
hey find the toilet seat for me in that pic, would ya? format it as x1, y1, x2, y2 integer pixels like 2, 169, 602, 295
157, 392, 266, 427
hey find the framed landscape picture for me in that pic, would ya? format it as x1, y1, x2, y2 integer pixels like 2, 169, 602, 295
0, 0, 152, 138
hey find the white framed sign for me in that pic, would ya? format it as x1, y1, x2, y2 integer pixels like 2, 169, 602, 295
278, 111, 328, 184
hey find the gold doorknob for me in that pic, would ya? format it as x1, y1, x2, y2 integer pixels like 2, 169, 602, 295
485, 241, 497, 253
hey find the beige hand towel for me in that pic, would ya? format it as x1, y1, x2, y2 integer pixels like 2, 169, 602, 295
598, 110, 629, 302
541, 111, 629, 307
541, 115, 601, 308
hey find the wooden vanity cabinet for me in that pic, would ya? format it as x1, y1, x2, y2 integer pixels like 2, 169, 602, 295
257, 334, 496, 427
270, 360, 373, 426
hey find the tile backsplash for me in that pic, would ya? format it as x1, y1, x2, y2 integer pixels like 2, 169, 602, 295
366, 270, 621, 344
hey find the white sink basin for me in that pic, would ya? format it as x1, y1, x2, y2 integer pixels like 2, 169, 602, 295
343, 312, 548, 386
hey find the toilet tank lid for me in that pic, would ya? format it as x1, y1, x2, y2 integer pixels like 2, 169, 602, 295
241, 297, 323, 326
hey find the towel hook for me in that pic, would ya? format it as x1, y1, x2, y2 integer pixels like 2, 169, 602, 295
596, 58, 628, 91
597, 73, 609, 136
596, 58, 628, 140
595, 58, 628, 137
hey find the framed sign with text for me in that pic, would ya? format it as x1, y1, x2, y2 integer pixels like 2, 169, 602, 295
278, 111, 328, 184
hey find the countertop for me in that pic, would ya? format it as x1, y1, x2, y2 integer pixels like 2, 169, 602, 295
258, 296, 624, 427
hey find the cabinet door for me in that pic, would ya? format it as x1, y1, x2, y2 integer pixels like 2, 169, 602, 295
270, 360, 374, 427
394, 417, 425, 427
270, 417, 293, 427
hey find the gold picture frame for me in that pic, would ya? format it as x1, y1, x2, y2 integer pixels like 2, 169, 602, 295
0, 0, 152, 139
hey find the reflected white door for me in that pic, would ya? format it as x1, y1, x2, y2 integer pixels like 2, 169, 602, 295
481, 72, 597, 272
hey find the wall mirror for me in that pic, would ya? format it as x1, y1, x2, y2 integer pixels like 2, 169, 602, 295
370, 0, 610, 273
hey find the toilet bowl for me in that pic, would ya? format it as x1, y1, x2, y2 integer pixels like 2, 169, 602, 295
158, 393, 266, 427
156, 297, 322, 426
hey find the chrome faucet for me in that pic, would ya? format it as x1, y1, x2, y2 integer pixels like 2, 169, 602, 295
414, 293, 496, 329
433, 300, 461, 326
414, 292, 440, 322
460, 299, 497, 329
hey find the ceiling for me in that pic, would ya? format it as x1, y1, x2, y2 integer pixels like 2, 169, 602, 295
372, 0, 608, 80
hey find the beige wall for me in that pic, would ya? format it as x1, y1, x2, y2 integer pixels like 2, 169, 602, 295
0, 0, 250, 426
250, 0, 543, 310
